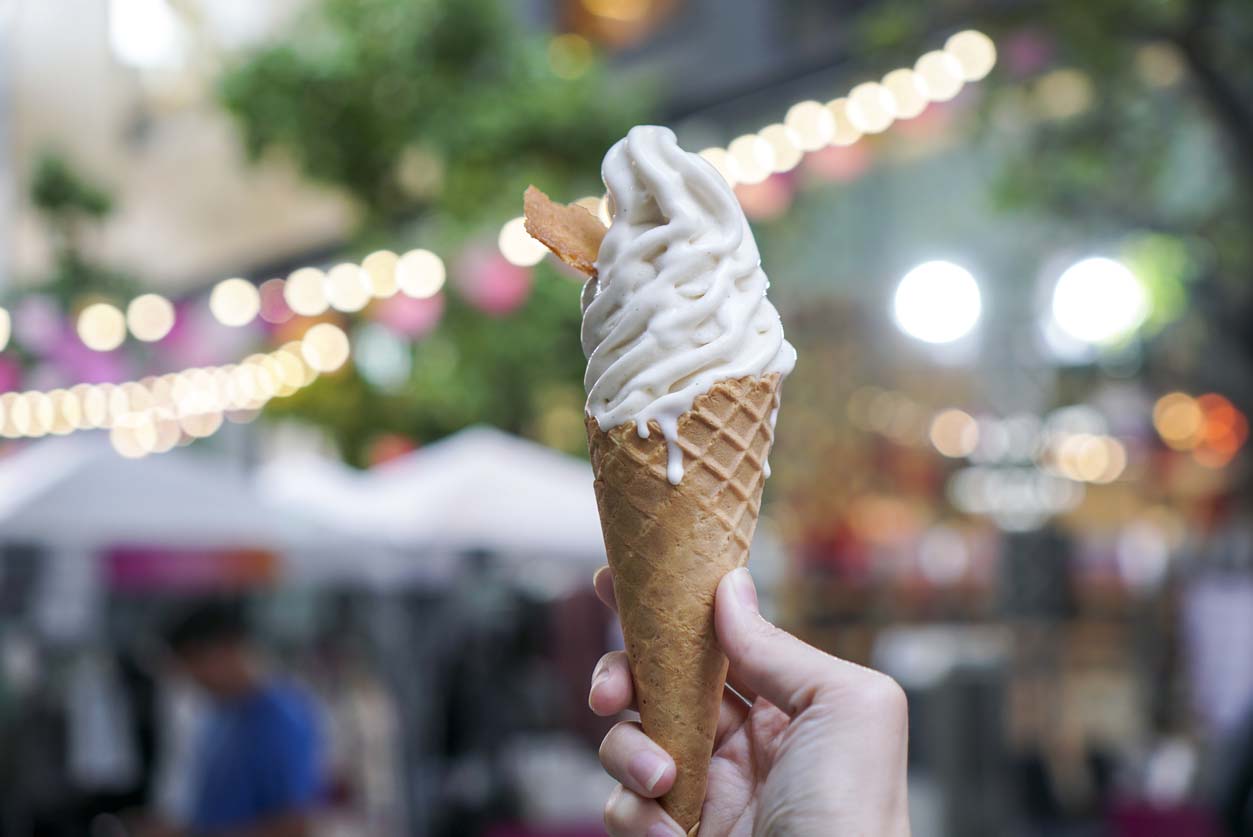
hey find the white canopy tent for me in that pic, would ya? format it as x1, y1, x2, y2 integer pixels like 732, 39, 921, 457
259, 425, 787, 599
0, 434, 356, 551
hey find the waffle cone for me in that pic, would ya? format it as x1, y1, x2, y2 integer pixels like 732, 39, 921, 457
587, 375, 781, 831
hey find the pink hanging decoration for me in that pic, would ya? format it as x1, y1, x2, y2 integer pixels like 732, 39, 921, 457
371, 292, 445, 339
457, 245, 533, 317
736, 174, 795, 222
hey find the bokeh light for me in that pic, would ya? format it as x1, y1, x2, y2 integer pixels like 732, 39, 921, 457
757, 124, 803, 173
258, 278, 293, 324
824, 98, 864, 146
77, 302, 127, 351
209, 278, 261, 327
881, 69, 927, 119
930, 409, 980, 458
1052, 257, 1148, 345
396, 249, 446, 299
498, 217, 548, 267
1153, 393, 1203, 450
548, 33, 592, 79
944, 30, 997, 81
325, 263, 372, 313
126, 293, 175, 342
301, 323, 351, 373
914, 50, 965, 101
784, 100, 835, 151
284, 267, 330, 317
727, 134, 774, 185
362, 250, 400, 298
893, 261, 982, 344
0, 307, 10, 351
847, 82, 896, 134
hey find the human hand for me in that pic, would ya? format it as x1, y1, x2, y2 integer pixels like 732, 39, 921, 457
589, 566, 910, 837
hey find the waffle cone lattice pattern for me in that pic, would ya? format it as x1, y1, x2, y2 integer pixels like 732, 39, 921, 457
585, 374, 781, 831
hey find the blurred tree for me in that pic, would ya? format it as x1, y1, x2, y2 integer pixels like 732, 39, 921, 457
24, 152, 136, 307
218, 0, 647, 462
852, 0, 1253, 405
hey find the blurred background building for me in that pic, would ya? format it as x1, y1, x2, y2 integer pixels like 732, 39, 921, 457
0, 0, 1251, 835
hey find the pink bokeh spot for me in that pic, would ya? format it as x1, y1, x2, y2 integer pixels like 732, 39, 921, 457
0, 356, 23, 393
1004, 30, 1055, 77
457, 246, 533, 317
49, 336, 131, 384
372, 292, 445, 339
802, 143, 873, 182
736, 174, 795, 222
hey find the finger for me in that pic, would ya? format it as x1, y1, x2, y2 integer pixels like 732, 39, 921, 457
716, 567, 902, 718
603, 784, 687, 837
589, 650, 634, 716
598, 721, 676, 798
594, 565, 618, 613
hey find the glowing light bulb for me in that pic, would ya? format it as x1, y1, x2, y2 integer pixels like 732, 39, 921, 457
498, 217, 548, 267
209, 278, 260, 327
930, 409, 980, 457
1051, 257, 1148, 345
727, 134, 774, 185
284, 267, 329, 317
847, 82, 896, 134
944, 30, 997, 81
77, 303, 127, 351
784, 100, 835, 151
325, 263, 372, 312
893, 261, 982, 344
301, 323, 351, 373
824, 98, 864, 146
396, 249, 446, 298
757, 124, 803, 173
914, 50, 965, 102
126, 293, 175, 342
881, 69, 927, 119
362, 250, 399, 298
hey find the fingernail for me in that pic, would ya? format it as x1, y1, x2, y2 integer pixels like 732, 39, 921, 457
588, 660, 610, 709
628, 750, 670, 794
729, 567, 758, 614
647, 822, 685, 837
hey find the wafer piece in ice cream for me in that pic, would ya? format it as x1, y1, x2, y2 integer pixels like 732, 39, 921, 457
523, 186, 606, 277
524, 124, 794, 833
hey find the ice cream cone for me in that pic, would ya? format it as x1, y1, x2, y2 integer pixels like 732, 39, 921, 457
586, 374, 781, 831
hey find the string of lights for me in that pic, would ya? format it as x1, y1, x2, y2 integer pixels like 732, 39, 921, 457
0, 323, 350, 458
0, 32, 999, 458
496, 29, 998, 263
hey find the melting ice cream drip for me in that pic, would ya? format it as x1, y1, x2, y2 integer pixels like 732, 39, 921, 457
581, 125, 795, 484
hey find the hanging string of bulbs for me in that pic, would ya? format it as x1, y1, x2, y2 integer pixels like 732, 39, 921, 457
0, 31, 997, 457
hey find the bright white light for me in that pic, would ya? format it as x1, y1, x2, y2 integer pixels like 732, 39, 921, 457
1051, 257, 1148, 345
727, 134, 774, 185
109, 0, 185, 70
498, 217, 547, 267
893, 261, 982, 344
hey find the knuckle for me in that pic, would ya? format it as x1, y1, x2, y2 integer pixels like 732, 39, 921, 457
865, 672, 908, 718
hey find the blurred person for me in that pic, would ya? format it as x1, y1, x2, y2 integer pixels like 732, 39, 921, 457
139, 602, 323, 837
588, 566, 910, 836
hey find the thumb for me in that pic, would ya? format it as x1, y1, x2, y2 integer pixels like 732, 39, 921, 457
715, 567, 883, 717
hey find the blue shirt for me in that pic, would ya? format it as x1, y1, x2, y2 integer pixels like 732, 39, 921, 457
191, 681, 322, 831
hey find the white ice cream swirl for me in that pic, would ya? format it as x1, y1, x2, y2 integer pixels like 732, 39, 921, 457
582, 125, 796, 483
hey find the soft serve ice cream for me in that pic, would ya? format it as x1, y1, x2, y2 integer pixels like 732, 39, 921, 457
581, 125, 796, 483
